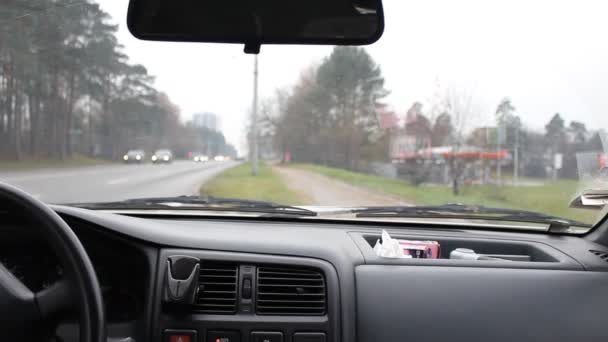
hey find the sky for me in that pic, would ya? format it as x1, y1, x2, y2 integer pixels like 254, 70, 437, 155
99, 0, 608, 153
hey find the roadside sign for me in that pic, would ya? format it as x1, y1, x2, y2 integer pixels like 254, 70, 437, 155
599, 153, 608, 168
554, 153, 563, 170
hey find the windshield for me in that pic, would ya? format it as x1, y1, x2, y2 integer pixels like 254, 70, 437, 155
1, 0, 607, 231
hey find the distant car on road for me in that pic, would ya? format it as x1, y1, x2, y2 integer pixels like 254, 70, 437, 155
214, 155, 225, 162
192, 153, 209, 162
151, 149, 173, 164
123, 150, 145, 164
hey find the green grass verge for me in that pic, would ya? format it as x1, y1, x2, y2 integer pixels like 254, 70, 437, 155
292, 163, 598, 225
0, 154, 113, 171
200, 162, 303, 205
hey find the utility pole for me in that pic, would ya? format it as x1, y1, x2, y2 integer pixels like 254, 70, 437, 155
496, 123, 502, 185
514, 124, 520, 186
88, 95, 93, 156
251, 54, 259, 176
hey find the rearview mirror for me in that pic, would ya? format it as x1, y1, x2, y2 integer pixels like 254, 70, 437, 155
127, 0, 384, 53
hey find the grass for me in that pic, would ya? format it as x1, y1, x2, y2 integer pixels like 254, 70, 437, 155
200, 162, 303, 205
292, 163, 598, 225
0, 154, 113, 171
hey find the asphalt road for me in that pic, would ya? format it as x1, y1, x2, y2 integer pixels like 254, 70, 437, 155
0, 160, 240, 204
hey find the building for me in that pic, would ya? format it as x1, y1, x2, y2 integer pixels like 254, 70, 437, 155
384, 108, 508, 185
192, 112, 221, 131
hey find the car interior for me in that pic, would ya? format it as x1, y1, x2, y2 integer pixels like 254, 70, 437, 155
2, 0, 608, 342
3, 182, 608, 342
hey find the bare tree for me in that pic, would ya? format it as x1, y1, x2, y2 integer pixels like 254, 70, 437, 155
257, 89, 291, 161
443, 87, 482, 146
438, 86, 484, 194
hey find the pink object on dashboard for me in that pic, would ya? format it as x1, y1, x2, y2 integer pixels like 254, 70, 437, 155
398, 240, 441, 259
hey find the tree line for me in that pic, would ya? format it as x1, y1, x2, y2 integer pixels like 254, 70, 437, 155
260, 46, 606, 180
260, 46, 389, 169
0, 1, 234, 161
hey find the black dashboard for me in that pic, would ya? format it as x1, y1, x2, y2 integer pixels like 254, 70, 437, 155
0, 214, 149, 325
3, 205, 608, 342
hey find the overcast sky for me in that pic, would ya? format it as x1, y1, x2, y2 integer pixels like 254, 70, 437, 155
100, 0, 608, 153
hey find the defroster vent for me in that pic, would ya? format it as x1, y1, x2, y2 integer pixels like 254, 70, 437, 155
590, 250, 608, 262
256, 266, 326, 315
194, 261, 238, 314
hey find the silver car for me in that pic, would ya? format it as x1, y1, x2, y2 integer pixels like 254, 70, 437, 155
122, 150, 146, 164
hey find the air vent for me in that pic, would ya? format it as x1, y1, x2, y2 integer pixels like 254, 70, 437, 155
194, 261, 238, 314
590, 250, 608, 262
256, 266, 326, 315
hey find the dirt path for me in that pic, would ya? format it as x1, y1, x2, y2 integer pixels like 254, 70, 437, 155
273, 166, 410, 206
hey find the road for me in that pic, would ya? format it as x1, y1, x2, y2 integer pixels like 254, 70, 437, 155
0, 160, 240, 204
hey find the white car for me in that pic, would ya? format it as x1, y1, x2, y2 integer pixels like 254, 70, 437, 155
193, 154, 209, 162
151, 149, 173, 164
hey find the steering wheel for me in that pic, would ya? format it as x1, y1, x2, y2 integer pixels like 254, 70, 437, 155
0, 183, 105, 342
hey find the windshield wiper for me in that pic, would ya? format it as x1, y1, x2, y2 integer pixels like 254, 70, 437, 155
354, 203, 591, 229
70, 195, 316, 217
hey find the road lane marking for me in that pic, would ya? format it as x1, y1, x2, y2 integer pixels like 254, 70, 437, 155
107, 177, 130, 185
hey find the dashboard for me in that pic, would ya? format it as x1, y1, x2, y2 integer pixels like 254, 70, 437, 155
0, 244, 62, 292
0, 216, 148, 324
3, 205, 608, 342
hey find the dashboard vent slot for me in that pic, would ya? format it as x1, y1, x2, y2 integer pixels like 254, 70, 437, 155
590, 250, 608, 262
256, 266, 326, 315
194, 261, 238, 314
